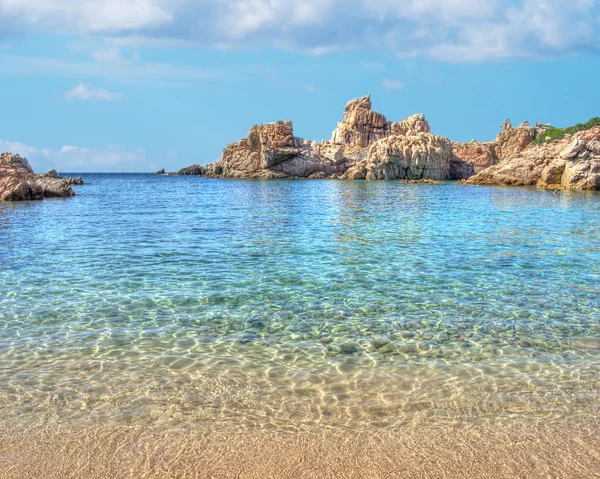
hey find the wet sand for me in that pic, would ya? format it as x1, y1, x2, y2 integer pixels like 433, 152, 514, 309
1, 419, 599, 478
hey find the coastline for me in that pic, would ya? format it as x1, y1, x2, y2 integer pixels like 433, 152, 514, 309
2, 419, 599, 478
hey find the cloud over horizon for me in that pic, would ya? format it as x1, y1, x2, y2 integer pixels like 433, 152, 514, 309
65, 82, 123, 101
0, 138, 155, 172
1, 0, 599, 62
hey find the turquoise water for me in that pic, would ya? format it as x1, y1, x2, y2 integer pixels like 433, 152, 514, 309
1, 175, 599, 431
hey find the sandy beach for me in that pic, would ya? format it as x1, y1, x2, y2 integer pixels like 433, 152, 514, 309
1, 419, 599, 478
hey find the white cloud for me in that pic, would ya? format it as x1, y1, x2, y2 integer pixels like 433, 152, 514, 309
0, 138, 156, 172
65, 82, 123, 101
0, 0, 172, 33
381, 79, 404, 90
1, 0, 599, 62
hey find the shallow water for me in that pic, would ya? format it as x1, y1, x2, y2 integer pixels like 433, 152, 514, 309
1, 175, 599, 432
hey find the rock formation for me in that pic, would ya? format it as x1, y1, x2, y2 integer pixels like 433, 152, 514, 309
203, 94, 466, 181
330, 94, 430, 148
172, 93, 600, 190
461, 127, 600, 190
341, 133, 453, 180
178, 164, 205, 176
0, 153, 76, 201
450, 123, 539, 178
155, 168, 165, 175
38, 169, 84, 186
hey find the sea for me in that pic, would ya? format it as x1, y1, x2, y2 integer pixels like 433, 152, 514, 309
1, 174, 599, 435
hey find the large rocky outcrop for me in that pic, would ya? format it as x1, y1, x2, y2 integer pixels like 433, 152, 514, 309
461, 127, 600, 190
204, 95, 460, 181
190, 94, 599, 189
0, 153, 75, 201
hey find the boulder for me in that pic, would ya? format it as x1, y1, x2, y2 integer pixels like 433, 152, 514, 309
155, 168, 166, 175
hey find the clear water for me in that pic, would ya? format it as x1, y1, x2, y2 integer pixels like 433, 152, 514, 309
1, 175, 599, 432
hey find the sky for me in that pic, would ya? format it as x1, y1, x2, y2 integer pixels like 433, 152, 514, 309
1, 0, 600, 173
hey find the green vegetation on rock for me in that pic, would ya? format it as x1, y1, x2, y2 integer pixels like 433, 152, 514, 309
534, 117, 600, 145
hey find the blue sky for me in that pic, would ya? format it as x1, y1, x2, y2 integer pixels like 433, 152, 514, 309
1, 0, 600, 172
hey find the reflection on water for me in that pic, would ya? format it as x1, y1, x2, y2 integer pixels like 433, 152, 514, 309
0, 175, 599, 431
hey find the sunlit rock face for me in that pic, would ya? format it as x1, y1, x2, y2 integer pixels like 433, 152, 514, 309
330, 94, 430, 148
461, 127, 600, 190
342, 134, 454, 181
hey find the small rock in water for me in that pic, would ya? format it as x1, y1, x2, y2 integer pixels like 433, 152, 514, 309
378, 343, 397, 354
371, 339, 389, 349
337, 342, 361, 355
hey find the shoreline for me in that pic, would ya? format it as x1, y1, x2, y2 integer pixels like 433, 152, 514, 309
2, 419, 599, 478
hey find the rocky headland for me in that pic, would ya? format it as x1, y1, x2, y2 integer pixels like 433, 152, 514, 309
460, 125, 600, 190
0, 153, 81, 201
182, 94, 598, 190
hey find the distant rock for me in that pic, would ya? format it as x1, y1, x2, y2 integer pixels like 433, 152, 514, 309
64, 177, 84, 185
155, 168, 165, 175
0, 153, 75, 201
178, 164, 205, 176
38, 169, 84, 186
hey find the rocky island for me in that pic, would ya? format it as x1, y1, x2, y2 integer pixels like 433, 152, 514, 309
175, 94, 600, 190
0, 152, 82, 201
